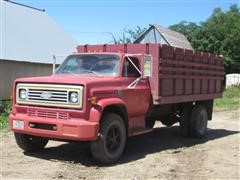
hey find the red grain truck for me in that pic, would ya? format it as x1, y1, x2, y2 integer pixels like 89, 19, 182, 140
9, 44, 224, 163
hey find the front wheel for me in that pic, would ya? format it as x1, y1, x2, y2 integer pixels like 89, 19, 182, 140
14, 133, 48, 152
90, 113, 126, 164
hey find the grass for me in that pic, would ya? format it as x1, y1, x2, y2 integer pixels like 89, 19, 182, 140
214, 85, 240, 111
0, 114, 9, 129
0, 100, 11, 129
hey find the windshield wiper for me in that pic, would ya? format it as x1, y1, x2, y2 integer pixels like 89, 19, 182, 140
83, 70, 100, 76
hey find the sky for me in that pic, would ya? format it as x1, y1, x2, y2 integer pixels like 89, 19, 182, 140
14, 0, 239, 44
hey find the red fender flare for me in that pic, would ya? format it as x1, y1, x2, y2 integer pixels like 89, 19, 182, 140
89, 98, 126, 123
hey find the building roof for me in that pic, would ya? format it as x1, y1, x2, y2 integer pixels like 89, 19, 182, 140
0, 0, 78, 64
134, 24, 193, 50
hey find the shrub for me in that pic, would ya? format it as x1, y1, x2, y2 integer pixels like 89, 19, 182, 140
0, 100, 12, 129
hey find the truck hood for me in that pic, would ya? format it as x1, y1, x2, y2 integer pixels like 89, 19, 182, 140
15, 74, 118, 86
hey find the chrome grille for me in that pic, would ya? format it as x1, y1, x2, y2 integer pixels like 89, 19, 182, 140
27, 89, 68, 102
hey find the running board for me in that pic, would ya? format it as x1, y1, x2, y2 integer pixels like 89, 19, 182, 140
128, 127, 153, 137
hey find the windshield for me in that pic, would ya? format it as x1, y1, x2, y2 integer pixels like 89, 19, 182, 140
56, 54, 120, 76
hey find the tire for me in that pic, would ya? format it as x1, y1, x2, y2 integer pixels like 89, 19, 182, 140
179, 106, 192, 137
90, 113, 126, 164
14, 133, 48, 152
161, 115, 178, 127
145, 118, 155, 128
189, 105, 208, 138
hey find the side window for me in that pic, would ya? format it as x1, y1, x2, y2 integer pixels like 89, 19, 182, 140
122, 57, 141, 77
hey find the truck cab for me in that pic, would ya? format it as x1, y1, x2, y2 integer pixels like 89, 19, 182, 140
10, 51, 154, 163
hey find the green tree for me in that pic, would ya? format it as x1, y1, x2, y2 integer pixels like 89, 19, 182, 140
112, 26, 146, 44
169, 21, 201, 44
169, 4, 240, 73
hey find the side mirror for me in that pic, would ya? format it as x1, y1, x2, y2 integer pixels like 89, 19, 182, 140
143, 55, 153, 77
52, 55, 57, 74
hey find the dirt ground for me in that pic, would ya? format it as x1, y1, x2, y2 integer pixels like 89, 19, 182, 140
1, 110, 239, 179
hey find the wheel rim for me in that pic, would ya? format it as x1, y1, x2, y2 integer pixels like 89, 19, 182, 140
106, 125, 121, 154
197, 111, 207, 134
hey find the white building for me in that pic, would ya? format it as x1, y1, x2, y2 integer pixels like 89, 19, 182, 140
0, 0, 78, 100
226, 74, 240, 88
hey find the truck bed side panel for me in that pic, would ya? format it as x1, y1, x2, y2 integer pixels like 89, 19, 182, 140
77, 44, 224, 105
157, 45, 224, 105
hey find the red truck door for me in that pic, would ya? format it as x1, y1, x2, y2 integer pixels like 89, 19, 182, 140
120, 55, 151, 128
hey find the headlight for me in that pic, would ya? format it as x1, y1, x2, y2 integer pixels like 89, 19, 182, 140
69, 92, 78, 103
19, 89, 27, 99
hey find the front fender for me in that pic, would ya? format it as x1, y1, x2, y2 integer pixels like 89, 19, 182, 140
89, 98, 126, 123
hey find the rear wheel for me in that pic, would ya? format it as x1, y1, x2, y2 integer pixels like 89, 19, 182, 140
179, 106, 192, 136
90, 113, 126, 164
161, 115, 179, 127
189, 105, 208, 138
14, 133, 48, 152
145, 118, 155, 128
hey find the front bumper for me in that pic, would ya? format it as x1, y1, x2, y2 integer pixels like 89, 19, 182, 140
9, 113, 99, 141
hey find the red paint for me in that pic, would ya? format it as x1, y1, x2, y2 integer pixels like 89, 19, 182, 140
9, 43, 224, 141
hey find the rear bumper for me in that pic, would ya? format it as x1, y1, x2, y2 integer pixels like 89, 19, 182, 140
9, 114, 99, 141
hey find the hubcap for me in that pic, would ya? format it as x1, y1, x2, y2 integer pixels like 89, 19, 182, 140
198, 111, 207, 134
106, 125, 121, 154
